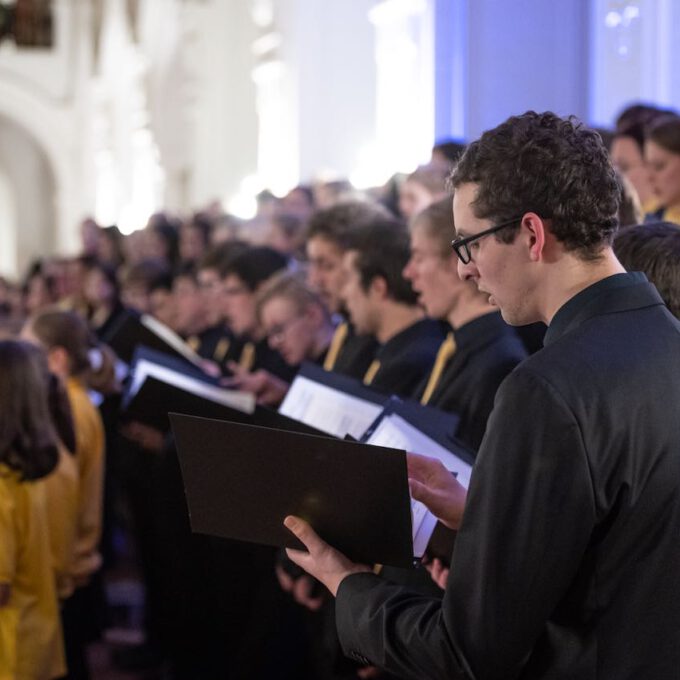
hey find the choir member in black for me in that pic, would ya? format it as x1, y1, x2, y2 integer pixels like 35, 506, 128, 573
342, 219, 444, 397
220, 245, 297, 382
193, 240, 250, 368
404, 198, 527, 451
119, 259, 172, 316
305, 202, 386, 379
229, 271, 336, 406
82, 260, 126, 340
179, 212, 213, 266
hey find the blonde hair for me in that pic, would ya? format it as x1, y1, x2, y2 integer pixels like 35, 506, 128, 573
256, 271, 329, 322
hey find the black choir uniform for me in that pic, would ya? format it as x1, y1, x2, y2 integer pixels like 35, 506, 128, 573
336, 273, 680, 680
323, 320, 379, 380
415, 311, 528, 452
362, 318, 445, 398
186, 324, 244, 368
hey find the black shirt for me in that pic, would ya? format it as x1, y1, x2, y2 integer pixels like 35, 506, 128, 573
328, 321, 379, 380
367, 318, 444, 398
415, 312, 527, 452
337, 273, 680, 680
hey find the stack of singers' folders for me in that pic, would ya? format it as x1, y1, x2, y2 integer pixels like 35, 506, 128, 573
165, 362, 476, 569
114, 312, 475, 566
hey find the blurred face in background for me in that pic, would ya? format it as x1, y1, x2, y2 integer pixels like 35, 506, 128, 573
221, 274, 257, 337
197, 267, 225, 326
173, 275, 207, 335
84, 267, 116, 309
149, 287, 177, 329
403, 220, 461, 320
340, 251, 379, 336
399, 180, 436, 220
180, 224, 208, 263
645, 140, 680, 209
306, 236, 346, 314
261, 296, 319, 366
121, 283, 151, 314
25, 274, 56, 315
611, 135, 653, 207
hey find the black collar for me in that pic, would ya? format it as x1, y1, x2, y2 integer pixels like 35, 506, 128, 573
453, 311, 509, 350
544, 272, 663, 347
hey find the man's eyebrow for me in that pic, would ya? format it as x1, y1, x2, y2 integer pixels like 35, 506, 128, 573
454, 230, 470, 239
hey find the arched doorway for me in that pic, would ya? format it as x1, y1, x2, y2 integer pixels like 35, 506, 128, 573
0, 113, 57, 280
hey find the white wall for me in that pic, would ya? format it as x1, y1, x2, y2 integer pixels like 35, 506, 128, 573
0, 116, 56, 279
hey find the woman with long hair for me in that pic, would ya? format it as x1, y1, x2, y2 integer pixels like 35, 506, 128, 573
0, 339, 66, 679
22, 310, 106, 680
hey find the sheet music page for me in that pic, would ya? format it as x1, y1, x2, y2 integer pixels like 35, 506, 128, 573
364, 413, 473, 557
140, 314, 204, 366
279, 376, 383, 438
129, 359, 256, 413
365, 413, 472, 489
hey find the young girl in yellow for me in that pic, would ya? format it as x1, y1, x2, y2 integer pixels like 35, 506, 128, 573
0, 340, 66, 680
22, 310, 106, 679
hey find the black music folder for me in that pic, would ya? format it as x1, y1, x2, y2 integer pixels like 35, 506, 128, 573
122, 347, 255, 431
103, 310, 204, 366
170, 413, 415, 568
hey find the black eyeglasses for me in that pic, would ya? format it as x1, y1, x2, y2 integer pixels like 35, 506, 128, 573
451, 218, 521, 264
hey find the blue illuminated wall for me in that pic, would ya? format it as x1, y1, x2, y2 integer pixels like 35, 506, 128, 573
433, 0, 680, 142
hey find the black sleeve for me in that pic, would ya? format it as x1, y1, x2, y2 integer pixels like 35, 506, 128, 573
335, 367, 596, 680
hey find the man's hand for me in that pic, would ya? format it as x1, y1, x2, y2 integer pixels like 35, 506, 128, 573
284, 516, 371, 597
407, 452, 468, 530
424, 557, 449, 590
224, 363, 290, 406
275, 565, 326, 611
120, 421, 165, 452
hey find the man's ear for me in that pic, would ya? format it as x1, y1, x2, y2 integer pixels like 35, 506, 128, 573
522, 213, 547, 262
369, 276, 388, 300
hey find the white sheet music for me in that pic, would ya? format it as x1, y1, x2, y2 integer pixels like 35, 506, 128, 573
140, 314, 204, 366
364, 413, 472, 558
279, 376, 383, 439
128, 359, 256, 414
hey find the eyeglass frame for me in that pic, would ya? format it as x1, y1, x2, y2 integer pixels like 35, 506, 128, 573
266, 315, 304, 342
451, 217, 523, 264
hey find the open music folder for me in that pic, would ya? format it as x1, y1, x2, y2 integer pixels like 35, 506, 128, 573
122, 346, 256, 430
103, 309, 205, 366
361, 397, 474, 560
278, 363, 387, 439
170, 413, 417, 568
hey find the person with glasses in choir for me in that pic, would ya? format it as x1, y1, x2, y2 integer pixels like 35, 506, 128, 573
284, 111, 680, 680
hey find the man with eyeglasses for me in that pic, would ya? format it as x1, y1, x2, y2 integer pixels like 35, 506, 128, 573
284, 111, 680, 680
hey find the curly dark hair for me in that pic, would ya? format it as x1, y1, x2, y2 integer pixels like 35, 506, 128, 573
450, 111, 621, 260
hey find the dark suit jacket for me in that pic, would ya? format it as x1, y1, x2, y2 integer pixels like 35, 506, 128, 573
369, 319, 445, 398
415, 312, 527, 452
336, 273, 680, 680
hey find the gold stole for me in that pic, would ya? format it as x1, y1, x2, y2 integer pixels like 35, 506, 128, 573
363, 359, 381, 386
323, 322, 349, 371
420, 332, 456, 405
